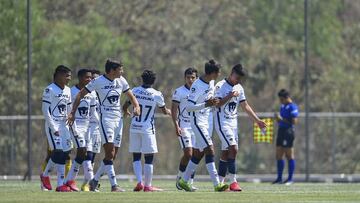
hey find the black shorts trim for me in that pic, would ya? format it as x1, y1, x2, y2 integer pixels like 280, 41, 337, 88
216, 112, 230, 147
48, 128, 56, 150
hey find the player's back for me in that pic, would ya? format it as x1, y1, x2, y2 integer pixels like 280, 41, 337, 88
130, 86, 165, 133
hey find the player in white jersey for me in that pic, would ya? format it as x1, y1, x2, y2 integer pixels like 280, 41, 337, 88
171, 68, 201, 191
81, 69, 102, 192
63, 69, 97, 191
123, 70, 171, 192
179, 59, 229, 192
214, 64, 266, 191
40, 65, 73, 192
68, 59, 140, 192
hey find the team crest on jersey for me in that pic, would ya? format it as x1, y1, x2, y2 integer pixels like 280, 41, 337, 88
78, 107, 89, 118
223, 101, 237, 116
107, 95, 119, 104
57, 104, 66, 115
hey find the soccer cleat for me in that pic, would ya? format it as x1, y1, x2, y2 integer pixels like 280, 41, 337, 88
190, 185, 198, 191
40, 174, 52, 191
65, 180, 79, 192
178, 178, 193, 192
229, 182, 242, 192
89, 179, 99, 192
214, 183, 229, 192
144, 186, 164, 192
176, 176, 182, 190
111, 185, 126, 192
81, 183, 90, 192
133, 182, 144, 192
284, 179, 294, 186
272, 179, 283, 184
55, 185, 72, 192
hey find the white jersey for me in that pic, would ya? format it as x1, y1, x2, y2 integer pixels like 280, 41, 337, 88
172, 85, 191, 129
70, 86, 97, 124
130, 86, 166, 133
85, 75, 130, 119
215, 79, 246, 127
188, 78, 215, 125
42, 83, 72, 127
89, 91, 100, 124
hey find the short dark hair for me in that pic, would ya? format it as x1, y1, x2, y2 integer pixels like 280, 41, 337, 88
105, 59, 123, 74
77, 68, 92, 79
53, 65, 71, 79
91, 69, 101, 75
205, 59, 221, 74
184, 67, 198, 77
278, 89, 290, 98
232, 63, 246, 76
141, 70, 156, 85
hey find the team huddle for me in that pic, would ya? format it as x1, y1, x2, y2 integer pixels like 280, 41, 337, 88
40, 59, 267, 192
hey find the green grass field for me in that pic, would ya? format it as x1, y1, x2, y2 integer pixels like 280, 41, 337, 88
0, 180, 359, 203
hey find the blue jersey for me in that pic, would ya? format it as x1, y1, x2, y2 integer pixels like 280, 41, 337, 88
278, 103, 299, 129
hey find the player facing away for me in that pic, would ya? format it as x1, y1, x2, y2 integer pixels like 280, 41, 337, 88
179, 59, 229, 192
214, 64, 267, 191
171, 67, 201, 191
68, 59, 140, 192
81, 69, 102, 192
40, 65, 73, 192
64, 69, 98, 191
123, 70, 171, 192
273, 89, 299, 185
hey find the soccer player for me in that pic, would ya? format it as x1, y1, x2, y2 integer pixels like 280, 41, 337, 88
179, 59, 229, 192
171, 67, 200, 191
64, 69, 97, 191
40, 65, 73, 192
68, 59, 140, 192
81, 69, 102, 192
214, 64, 267, 191
273, 89, 299, 185
123, 70, 171, 192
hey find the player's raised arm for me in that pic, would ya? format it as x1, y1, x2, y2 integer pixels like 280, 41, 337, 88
125, 90, 140, 116
68, 88, 89, 125
240, 100, 266, 129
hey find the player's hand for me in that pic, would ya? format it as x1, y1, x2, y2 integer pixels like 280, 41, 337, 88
133, 106, 141, 116
123, 109, 131, 117
165, 108, 172, 116
274, 113, 282, 121
256, 119, 267, 129
54, 131, 60, 136
67, 112, 75, 126
175, 125, 182, 137
229, 91, 239, 97
205, 98, 220, 107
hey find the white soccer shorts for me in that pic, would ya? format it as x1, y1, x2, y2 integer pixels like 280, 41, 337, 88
129, 129, 158, 154
87, 123, 101, 153
45, 122, 73, 152
178, 128, 196, 149
99, 117, 123, 147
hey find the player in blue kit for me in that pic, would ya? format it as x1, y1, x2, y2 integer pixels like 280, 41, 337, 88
273, 89, 299, 185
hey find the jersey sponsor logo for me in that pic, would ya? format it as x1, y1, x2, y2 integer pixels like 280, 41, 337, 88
191, 87, 196, 93
103, 84, 121, 90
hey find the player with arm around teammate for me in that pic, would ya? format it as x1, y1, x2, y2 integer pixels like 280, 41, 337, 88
123, 70, 171, 192
214, 64, 266, 191
68, 59, 140, 192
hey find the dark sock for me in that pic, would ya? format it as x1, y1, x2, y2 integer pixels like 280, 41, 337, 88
277, 159, 285, 181
218, 159, 228, 177
288, 159, 295, 181
227, 158, 236, 174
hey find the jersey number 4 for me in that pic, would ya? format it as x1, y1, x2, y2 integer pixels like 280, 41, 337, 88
135, 104, 152, 122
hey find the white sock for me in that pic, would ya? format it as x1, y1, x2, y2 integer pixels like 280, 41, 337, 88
133, 161, 142, 183
206, 162, 220, 186
144, 164, 153, 187
56, 164, 65, 187
219, 176, 226, 183
82, 160, 94, 183
105, 164, 117, 187
183, 161, 197, 182
94, 161, 104, 181
65, 160, 81, 182
43, 159, 55, 176
189, 178, 194, 185
228, 173, 237, 183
